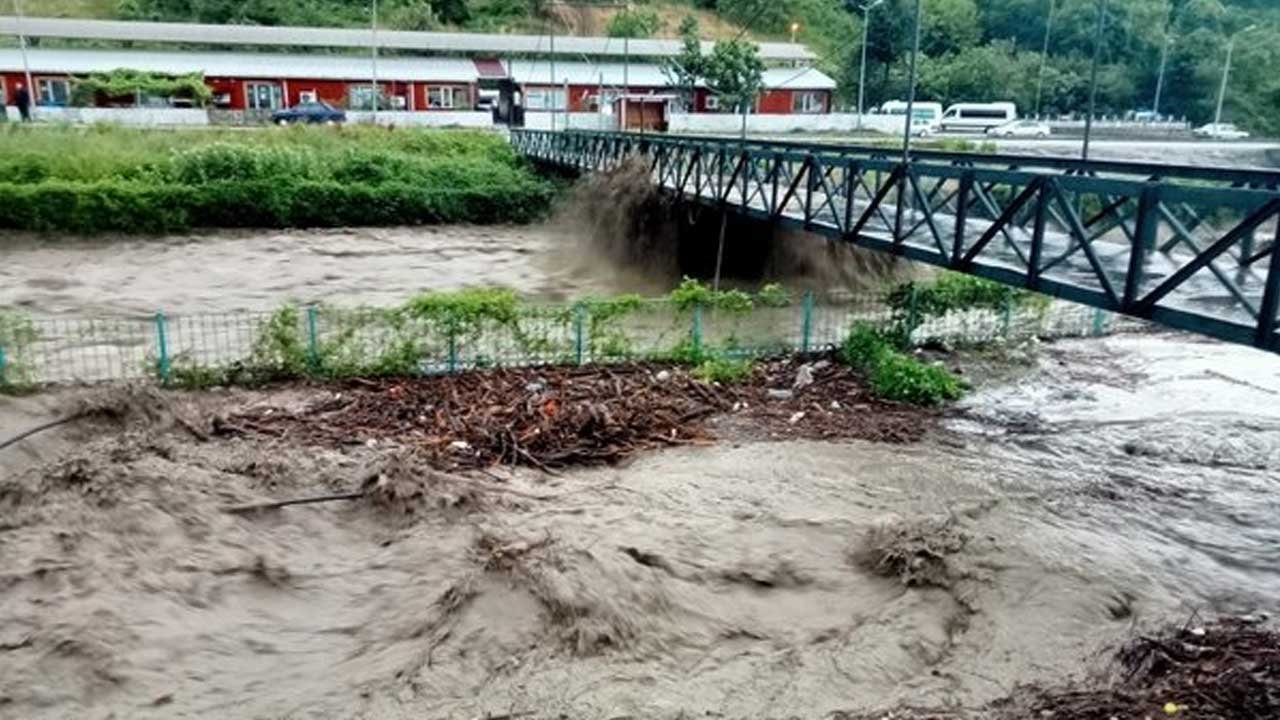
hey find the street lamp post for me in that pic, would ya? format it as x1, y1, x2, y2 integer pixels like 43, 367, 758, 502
855, 0, 884, 131
1153, 33, 1173, 118
13, 0, 35, 120
893, 0, 923, 242
1034, 0, 1056, 117
370, 0, 379, 124
790, 22, 800, 44
1081, 0, 1107, 161
1214, 24, 1257, 129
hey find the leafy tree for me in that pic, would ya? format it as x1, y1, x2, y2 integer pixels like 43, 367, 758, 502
704, 38, 765, 114
661, 16, 708, 112
607, 8, 663, 38
922, 0, 981, 56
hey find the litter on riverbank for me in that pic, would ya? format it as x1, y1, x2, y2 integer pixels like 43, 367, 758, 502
212, 354, 930, 470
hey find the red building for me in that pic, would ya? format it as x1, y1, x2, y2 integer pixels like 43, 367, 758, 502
0, 16, 836, 121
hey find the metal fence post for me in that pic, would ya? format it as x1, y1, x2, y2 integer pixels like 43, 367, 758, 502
447, 333, 458, 374
154, 311, 171, 384
801, 290, 814, 353
574, 303, 586, 365
906, 284, 920, 345
692, 303, 704, 358
306, 305, 320, 372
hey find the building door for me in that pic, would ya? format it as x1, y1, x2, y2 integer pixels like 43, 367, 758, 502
245, 82, 283, 111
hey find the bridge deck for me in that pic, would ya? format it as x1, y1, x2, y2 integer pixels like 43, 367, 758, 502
512, 129, 1280, 353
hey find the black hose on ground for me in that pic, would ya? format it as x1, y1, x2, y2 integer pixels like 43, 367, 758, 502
0, 415, 81, 453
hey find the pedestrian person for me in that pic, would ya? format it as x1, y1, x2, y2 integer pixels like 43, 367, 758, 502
14, 83, 32, 122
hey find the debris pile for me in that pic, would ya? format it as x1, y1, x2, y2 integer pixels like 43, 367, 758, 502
1012, 617, 1280, 720
214, 356, 929, 470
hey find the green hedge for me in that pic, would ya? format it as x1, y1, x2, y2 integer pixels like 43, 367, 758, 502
0, 127, 552, 233
840, 323, 964, 406
0, 176, 552, 234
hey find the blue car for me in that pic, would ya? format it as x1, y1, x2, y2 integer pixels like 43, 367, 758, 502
271, 102, 346, 126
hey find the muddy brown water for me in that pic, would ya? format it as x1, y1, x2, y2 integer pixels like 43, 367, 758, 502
1, 334, 1277, 719
0, 225, 662, 317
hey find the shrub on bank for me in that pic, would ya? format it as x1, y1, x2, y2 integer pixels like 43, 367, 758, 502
840, 323, 963, 406
0, 126, 552, 233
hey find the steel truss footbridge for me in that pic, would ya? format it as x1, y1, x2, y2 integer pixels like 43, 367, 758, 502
511, 129, 1280, 353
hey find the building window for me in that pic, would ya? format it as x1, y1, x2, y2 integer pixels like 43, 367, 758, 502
299, 90, 318, 103
37, 78, 70, 107
245, 82, 282, 110
427, 86, 468, 109
704, 94, 720, 111
525, 87, 566, 111
348, 84, 388, 111
792, 91, 824, 114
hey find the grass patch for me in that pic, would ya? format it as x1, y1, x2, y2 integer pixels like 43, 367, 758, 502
840, 323, 963, 406
0, 125, 552, 234
691, 357, 754, 384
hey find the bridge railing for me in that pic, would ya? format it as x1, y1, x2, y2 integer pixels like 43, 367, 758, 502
513, 129, 1280, 353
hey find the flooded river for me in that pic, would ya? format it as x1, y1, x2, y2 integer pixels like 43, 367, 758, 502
0, 224, 677, 317
1, 333, 1277, 718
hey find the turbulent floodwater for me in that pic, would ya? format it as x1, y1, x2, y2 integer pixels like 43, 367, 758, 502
0, 225, 645, 317
0, 334, 1277, 718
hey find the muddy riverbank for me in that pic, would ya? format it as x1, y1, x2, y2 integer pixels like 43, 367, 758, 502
1, 334, 1277, 718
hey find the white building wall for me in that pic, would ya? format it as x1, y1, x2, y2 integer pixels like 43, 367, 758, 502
667, 113, 905, 136
6, 106, 210, 125
346, 110, 493, 128
522, 112, 617, 131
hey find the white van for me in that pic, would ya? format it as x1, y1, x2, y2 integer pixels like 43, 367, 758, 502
880, 101, 943, 136
940, 102, 1018, 132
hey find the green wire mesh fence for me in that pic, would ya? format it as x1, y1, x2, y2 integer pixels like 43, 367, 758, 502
0, 292, 1131, 389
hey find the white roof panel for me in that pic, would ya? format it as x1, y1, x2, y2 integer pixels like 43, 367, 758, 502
0, 15, 815, 61
0, 48, 480, 82
507, 60, 836, 91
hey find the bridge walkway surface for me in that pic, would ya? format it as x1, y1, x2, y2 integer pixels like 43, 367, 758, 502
511, 129, 1280, 354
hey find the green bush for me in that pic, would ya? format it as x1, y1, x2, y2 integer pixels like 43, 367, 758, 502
0, 127, 552, 234
840, 323, 963, 406
692, 357, 754, 384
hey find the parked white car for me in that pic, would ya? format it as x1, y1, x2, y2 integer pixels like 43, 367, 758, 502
1193, 123, 1250, 140
986, 119, 1051, 138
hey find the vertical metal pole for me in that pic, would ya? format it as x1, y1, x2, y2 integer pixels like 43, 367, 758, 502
1214, 35, 1237, 129
0, 344, 7, 385
550, 19, 557, 133
801, 290, 814, 353
1153, 35, 1171, 118
856, 4, 872, 130
692, 304, 704, 358
623, 34, 629, 130
371, 0, 379, 124
154, 311, 171, 384
306, 305, 320, 372
574, 303, 586, 364
894, 0, 923, 243
713, 209, 728, 291
1034, 0, 1056, 117
447, 334, 458, 373
14, 0, 35, 120
1082, 0, 1107, 161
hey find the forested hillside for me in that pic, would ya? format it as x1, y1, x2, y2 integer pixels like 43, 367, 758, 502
26, 0, 1280, 132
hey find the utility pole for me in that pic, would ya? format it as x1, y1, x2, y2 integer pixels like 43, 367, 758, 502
1082, 0, 1107, 161
894, 0, 923, 243
1034, 0, 1055, 117
370, 0, 379, 124
623, 34, 629, 130
1153, 33, 1172, 118
1215, 25, 1257, 129
13, 0, 35, 119
550, 21, 557, 132
855, 0, 884, 131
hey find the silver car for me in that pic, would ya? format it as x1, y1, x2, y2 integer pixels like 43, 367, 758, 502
1193, 123, 1250, 140
986, 119, 1051, 138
